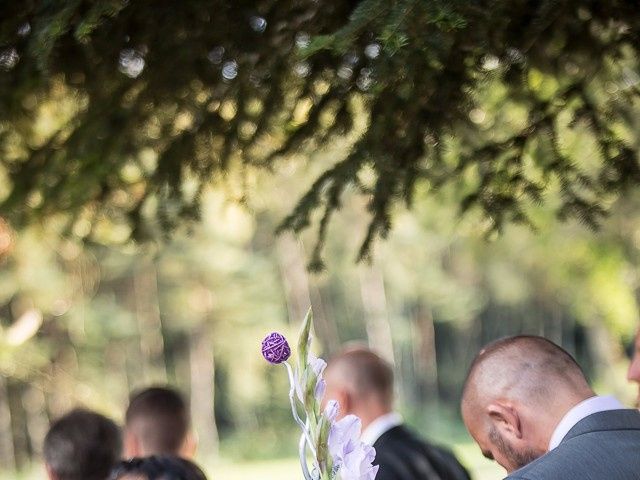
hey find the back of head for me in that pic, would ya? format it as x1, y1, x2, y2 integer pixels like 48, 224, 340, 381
125, 387, 189, 457
462, 335, 592, 414
325, 347, 394, 408
44, 408, 122, 480
110, 455, 207, 480
461, 336, 595, 473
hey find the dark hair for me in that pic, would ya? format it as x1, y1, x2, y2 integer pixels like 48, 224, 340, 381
110, 455, 208, 480
44, 408, 122, 480
125, 386, 189, 455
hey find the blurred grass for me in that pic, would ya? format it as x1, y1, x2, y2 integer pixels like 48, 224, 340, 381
2, 445, 503, 480
454, 443, 504, 480
203, 453, 503, 480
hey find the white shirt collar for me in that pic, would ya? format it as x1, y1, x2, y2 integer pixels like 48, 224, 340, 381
548, 395, 625, 450
361, 412, 403, 446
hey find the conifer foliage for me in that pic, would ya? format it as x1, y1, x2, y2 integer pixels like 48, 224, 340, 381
1, 1, 639, 264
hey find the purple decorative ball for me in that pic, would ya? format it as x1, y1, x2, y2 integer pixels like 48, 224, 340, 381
261, 332, 291, 364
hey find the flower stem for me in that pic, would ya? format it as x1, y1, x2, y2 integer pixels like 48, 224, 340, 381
284, 361, 318, 459
298, 432, 314, 480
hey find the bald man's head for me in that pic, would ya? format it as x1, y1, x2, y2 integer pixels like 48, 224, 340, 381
323, 347, 394, 427
462, 335, 590, 412
461, 336, 593, 473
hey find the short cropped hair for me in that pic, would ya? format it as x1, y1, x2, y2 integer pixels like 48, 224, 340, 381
462, 335, 588, 408
109, 455, 208, 480
44, 408, 122, 480
125, 387, 189, 455
328, 347, 394, 406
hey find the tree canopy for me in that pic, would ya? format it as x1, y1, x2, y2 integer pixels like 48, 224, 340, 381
1, 0, 640, 265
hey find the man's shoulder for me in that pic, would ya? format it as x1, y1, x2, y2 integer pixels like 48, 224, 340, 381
504, 445, 584, 480
374, 426, 470, 480
506, 423, 640, 480
375, 424, 443, 454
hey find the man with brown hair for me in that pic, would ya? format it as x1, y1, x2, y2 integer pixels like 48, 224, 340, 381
324, 347, 470, 480
124, 386, 196, 459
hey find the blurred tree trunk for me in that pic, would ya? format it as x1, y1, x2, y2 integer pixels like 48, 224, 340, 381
277, 234, 311, 321
276, 234, 338, 351
125, 339, 145, 390
309, 283, 340, 353
189, 324, 219, 457
46, 326, 78, 415
411, 302, 439, 403
6, 381, 28, 469
0, 377, 16, 470
548, 304, 563, 345
132, 262, 167, 383
22, 384, 48, 461
564, 313, 576, 356
585, 321, 627, 391
115, 277, 144, 390
358, 264, 395, 364
105, 341, 131, 406
461, 316, 482, 385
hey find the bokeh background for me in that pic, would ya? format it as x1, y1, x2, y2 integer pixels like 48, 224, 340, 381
1, 149, 639, 479
1, 2, 640, 479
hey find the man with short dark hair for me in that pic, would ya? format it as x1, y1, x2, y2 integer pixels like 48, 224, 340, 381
324, 347, 470, 480
124, 386, 195, 458
462, 335, 640, 479
44, 408, 122, 480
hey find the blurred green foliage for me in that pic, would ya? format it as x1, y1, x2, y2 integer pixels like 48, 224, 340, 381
1, 1, 640, 264
0, 3, 639, 479
0, 155, 638, 475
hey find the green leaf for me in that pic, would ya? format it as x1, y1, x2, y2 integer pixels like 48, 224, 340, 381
316, 415, 333, 477
297, 307, 313, 370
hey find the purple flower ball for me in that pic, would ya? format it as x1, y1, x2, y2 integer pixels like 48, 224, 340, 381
261, 332, 291, 364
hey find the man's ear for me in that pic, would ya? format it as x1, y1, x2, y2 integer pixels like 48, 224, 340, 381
487, 402, 523, 439
180, 430, 197, 459
336, 389, 352, 419
123, 429, 142, 458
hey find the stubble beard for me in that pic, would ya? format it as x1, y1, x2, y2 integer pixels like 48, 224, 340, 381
489, 426, 545, 473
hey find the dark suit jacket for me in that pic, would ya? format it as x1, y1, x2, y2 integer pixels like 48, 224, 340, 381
372, 425, 471, 480
506, 409, 640, 480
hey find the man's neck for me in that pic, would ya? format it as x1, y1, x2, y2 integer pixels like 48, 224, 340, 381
547, 394, 624, 450
357, 407, 393, 432
360, 411, 403, 446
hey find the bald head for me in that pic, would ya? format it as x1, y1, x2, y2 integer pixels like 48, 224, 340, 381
461, 336, 594, 473
324, 347, 394, 425
462, 335, 591, 413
